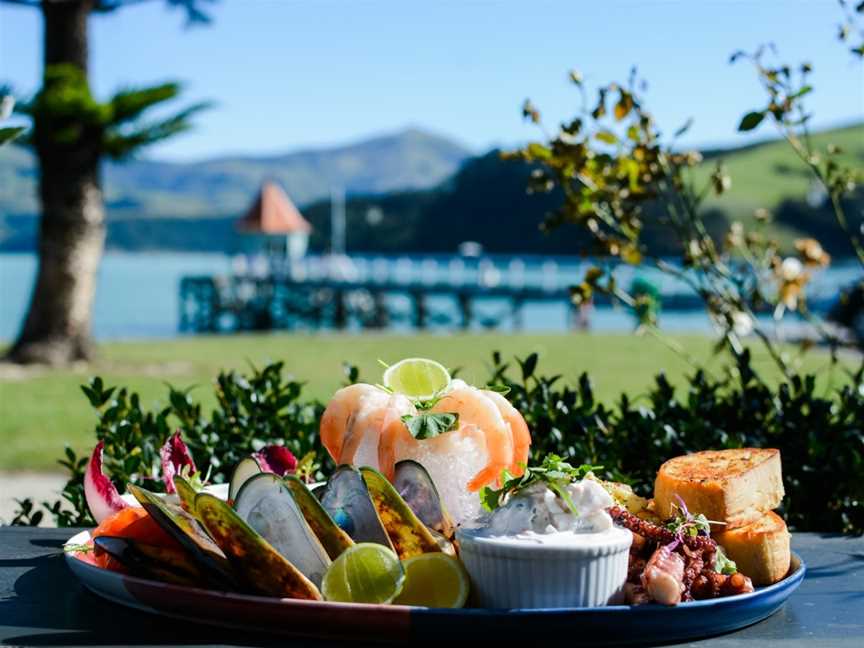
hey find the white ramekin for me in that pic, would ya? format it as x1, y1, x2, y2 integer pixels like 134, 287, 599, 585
455, 526, 632, 609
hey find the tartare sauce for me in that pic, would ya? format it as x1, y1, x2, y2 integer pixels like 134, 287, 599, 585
466, 479, 621, 546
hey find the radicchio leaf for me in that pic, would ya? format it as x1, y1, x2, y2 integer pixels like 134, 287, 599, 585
84, 441, 128, 523
252, 445, 297, 476
160, 432, 196, 494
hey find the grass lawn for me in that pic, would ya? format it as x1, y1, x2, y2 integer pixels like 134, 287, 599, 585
0, 331, 851, 471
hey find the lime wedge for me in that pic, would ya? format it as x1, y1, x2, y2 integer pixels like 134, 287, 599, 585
383, 358, 451, 400
392, 553, 470, 608
321, 543, 405, 604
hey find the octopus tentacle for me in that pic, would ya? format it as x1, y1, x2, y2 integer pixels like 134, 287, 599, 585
608, 506, 717, 552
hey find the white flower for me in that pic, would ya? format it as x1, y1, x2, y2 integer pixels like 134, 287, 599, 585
780, 257, 803, 282
0, 96, 14, 122
731, 311, 754, 337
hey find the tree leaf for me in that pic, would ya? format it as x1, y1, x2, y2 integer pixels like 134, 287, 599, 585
519, 352, 539, 380
614, 91, 634, 121
595, 130, 618, 144
738, 111, 766, 132
0, 126, 25, 146
673, 118, 694, 138
790, 85, 813, 100
526, 142, 552, 160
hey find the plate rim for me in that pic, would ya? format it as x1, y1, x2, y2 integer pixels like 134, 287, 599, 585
63, 529, 807, 615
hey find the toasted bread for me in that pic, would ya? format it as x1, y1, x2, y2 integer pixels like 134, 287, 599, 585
714, 511, 791, 585
654, 448, 784, 529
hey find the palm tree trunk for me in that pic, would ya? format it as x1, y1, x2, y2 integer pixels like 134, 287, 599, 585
6, 0, 103, 365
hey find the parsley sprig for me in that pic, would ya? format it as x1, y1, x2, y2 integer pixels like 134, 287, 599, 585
479, 454, 602, 514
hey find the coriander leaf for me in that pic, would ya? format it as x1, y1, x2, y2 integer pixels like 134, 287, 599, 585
479, 454, 602, 512
400, 412, 459, 440
714, 546, 738, 575
479, 484, 504, 512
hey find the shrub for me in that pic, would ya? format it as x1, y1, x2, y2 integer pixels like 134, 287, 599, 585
496, 351, 863, 534
10, 353, 863, 534
21, 362, 323, 527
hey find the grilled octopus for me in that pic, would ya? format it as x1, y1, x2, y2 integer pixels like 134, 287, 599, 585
608, 506, 753, 604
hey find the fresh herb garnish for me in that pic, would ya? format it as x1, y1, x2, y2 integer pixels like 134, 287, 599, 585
665, 495, 723, 538
294, 450, 319, 483
713, 545, 738, 575
179, 463, 211, 491
400, 412, 459, 440
479, 454, 602, 514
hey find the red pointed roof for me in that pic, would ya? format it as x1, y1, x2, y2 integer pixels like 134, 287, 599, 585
236, 182, 312, 234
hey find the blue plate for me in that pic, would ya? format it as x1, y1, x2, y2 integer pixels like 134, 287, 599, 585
414, 553, 806, 644
65, 528, 805, 645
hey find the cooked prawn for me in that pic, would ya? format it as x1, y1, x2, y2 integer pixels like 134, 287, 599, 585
320, 384, 375, 462
319, 378, 533, 511
482, 389, 531, 476
320, 384, 415, 466
431, 380, 513, 491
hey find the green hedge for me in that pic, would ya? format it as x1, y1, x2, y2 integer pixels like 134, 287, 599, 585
9, 353, 863, 534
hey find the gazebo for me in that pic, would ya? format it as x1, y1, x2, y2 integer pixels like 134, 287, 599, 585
235, 181, 312, 261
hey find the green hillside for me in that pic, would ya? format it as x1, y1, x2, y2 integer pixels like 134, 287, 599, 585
1, 123, 861, 255
695, 122, 864, 247
0, 127, 471, 221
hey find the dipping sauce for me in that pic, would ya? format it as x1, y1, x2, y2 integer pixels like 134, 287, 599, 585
456, 479, 632, 608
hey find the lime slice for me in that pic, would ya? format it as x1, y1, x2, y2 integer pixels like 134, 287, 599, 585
392, 553, 470, 608
383, 358, 451, 400
321, 543, 405, 604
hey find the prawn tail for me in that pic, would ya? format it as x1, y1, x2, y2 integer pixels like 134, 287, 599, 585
466, 465, 503, 492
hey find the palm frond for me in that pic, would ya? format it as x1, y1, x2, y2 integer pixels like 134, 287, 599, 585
103, 100, 212, 159
93, 0, 216, 25
107, 83, 182, 126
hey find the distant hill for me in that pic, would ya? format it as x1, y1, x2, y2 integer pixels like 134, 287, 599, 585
1, 123, 861, 255
0, 127, 472, 221
298, 123, 863, 257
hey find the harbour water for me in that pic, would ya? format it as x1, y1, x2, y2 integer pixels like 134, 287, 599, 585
1, 252, 859, 341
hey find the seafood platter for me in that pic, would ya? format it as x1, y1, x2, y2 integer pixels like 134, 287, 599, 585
66, 358, 805, 644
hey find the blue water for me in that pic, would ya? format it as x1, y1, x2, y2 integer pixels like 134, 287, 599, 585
1, 252, 859, 341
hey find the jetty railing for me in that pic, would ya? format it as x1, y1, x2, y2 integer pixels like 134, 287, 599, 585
178, 254, 847, 333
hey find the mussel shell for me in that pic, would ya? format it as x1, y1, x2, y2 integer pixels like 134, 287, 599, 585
229, 456, 263, 502
93, 535, 204, 587
196, 492, 321, 600
233, 473, 331, 587
317, 465, 393, 549
127, 484, 237, 589
282, 475, 353, 560
360, 466, 442, 559
172, 475, 199, 516
393, 460, 455, 538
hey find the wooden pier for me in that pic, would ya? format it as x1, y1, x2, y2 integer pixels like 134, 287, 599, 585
178, 274, 707, 333
178, 254, 844, 334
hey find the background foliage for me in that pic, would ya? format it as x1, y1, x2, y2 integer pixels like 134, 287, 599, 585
10, 353, 862, 535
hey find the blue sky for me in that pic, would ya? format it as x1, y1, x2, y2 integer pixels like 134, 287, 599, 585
1, 0, 861, 161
